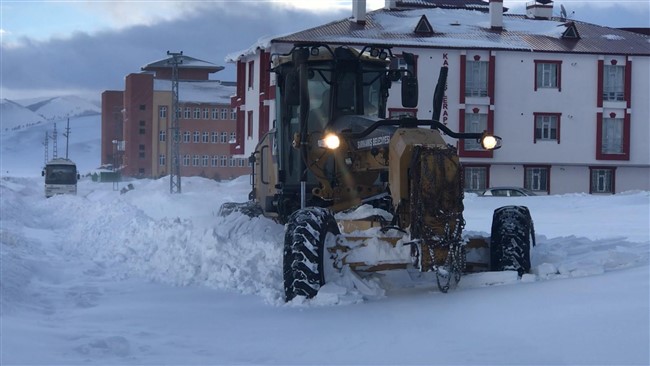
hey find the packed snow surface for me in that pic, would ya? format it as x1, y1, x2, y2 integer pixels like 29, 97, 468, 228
1, 114, 649, 364
1, 174, 648, 364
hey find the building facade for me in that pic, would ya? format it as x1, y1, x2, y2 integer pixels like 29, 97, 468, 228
226, 0, 649, 194
101, 55, 249, 180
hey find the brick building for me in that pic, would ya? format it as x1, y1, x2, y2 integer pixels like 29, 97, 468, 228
101, 55, 249, 180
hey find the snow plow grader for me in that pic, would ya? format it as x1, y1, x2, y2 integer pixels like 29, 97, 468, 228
221, 44, 535, 302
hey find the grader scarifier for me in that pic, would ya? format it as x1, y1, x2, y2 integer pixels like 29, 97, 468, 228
221, 44, 535, 301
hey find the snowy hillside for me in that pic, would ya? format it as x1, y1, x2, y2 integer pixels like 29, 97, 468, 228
25, 95, 101, 121
1, 95, 100, 135
0, 114, 101, 176
0, 99, 46, 132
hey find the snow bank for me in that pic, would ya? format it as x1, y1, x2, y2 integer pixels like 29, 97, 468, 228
1, 175, 648, 310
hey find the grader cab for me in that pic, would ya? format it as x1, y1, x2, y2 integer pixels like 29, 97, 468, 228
221, 44, 534, 301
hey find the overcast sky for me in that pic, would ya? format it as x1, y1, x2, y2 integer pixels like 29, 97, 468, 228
1, 0, 648, 102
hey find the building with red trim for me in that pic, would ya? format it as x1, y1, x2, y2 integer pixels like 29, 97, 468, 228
101, 55, 249, 180
226, 0, 649, 194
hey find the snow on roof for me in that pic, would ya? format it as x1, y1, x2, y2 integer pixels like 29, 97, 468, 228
153, 80, 235, 104
226, 7, 649, 61
225, 34, 279, 63
142, 55, 224, 72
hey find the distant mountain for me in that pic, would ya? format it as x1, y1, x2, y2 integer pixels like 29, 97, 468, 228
0, 99, 46, 133
25, 95, 101, 121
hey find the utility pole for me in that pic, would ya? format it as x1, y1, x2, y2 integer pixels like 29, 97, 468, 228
52, 123, 58, 159
63, 117, 71, 159
43, 131, 49, 165
168, 51, 183, 194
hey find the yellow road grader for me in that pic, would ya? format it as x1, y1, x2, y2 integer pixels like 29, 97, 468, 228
221, 44, 535, 301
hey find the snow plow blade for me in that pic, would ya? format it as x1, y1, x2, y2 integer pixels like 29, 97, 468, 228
218, 201, 263, 218
328, 217, 491, 274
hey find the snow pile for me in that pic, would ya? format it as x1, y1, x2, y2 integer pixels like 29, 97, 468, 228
1, 173, 649, 364
3, 174, 648, 310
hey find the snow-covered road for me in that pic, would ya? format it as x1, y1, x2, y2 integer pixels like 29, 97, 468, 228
2, 176, 649, 364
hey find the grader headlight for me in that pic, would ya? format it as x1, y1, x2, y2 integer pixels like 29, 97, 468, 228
479, 133, 502, 150
318, 133, 341, 150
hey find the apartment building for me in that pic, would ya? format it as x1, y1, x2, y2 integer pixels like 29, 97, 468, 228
101, 55, 249, 180
226, 0, 649, 194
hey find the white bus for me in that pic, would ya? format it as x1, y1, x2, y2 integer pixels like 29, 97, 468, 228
42, 158, 80, 198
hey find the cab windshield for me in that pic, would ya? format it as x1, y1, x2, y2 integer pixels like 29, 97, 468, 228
306, 63, 384, 131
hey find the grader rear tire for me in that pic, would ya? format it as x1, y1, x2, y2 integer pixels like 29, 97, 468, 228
283, 207, 339, 302
490, 205, 535, 276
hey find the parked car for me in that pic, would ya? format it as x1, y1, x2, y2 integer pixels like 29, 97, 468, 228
480, 187, 537, 197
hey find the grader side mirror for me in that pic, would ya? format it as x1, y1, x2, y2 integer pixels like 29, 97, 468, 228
401, 75, 418, 108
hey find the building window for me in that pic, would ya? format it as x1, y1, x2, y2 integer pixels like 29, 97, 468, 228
202, 132, 209, 143
229, 132, 236, 143
534, 113, 560, 143
590, 167, 615, 194
193, 131, 200, 143
601, 116, 624, 154
211, 132, 219, 143
603, 65, 625, 102
221, 108, 228, 120
388, 108, 417, 119
184, 107, 191, 119
203, 108, 210, 119
229, 156, 236, 167
231, 108, 237, 120
463, 166, 488, 192
138, 144, 145, 159
238, 158, 246, 167
182, 154, 190, 166
175, 107, 181, 118
221, 132, 228, 144
202, 155, 209, 167
524, 166, 550, 193
464, 112, 487, 151
247, 111, 253, 138
139, 120, 146, 135
159, 130, 166, 142
159, 106, 167, 118
192, 155, 200, 166
212, 108, 219, 120
183, 131, 190, 143
597, 112, 630, 161
212, 155, 219, 167
139, 104, 146, 111
535, 60, 561, 91
220, 155, 227, 167
465, 60, 488, 97
193, 108, 201, 119
159, 154, 166, 166
248, 60, 255, 89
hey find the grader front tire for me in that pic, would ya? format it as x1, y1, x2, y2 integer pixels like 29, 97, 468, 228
490, 205, 535, 276
283, 207, 339, 302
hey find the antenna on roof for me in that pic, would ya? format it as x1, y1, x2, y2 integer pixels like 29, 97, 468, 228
559, 4, 574, 20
